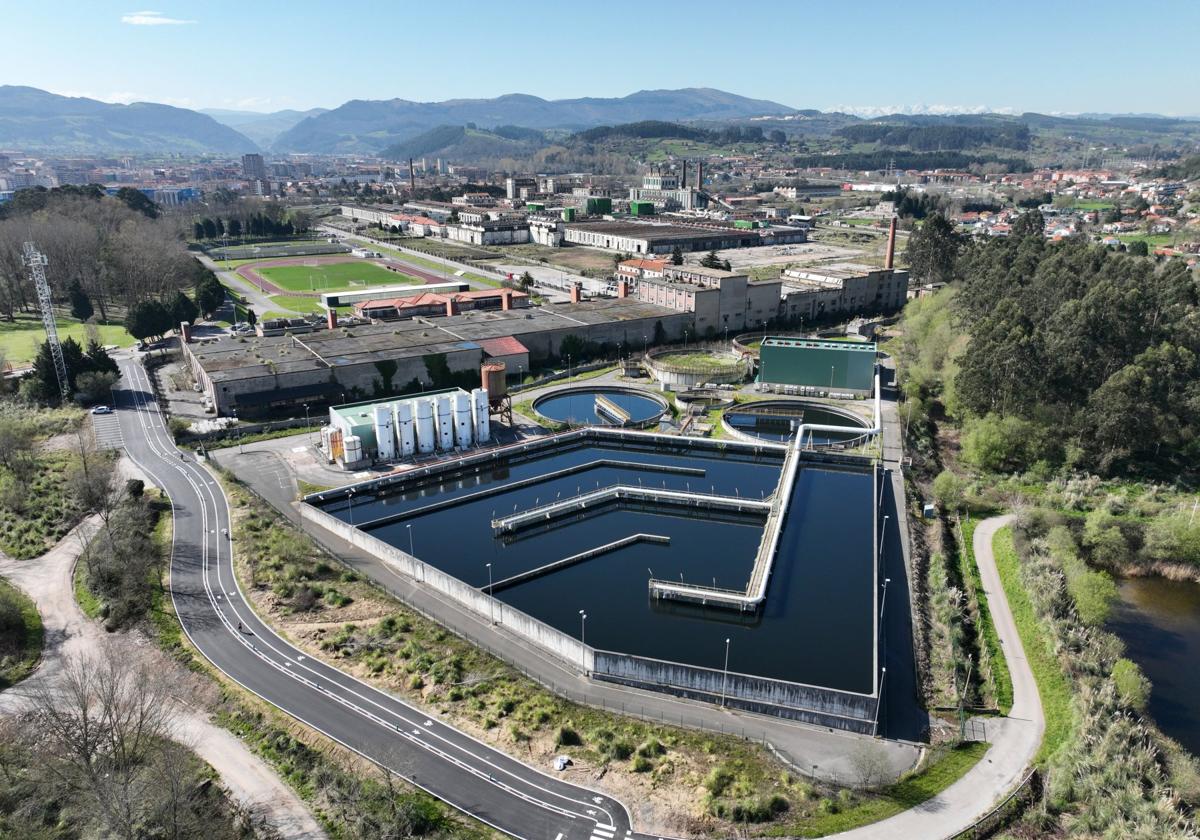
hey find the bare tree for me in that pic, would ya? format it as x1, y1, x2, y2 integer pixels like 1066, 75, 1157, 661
849, 740, 892, 790
24, 641, 175, 838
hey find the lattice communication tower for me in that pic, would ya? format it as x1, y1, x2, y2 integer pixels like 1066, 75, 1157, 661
22, 241, 70, 399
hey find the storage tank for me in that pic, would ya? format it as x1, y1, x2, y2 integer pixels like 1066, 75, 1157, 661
415, 398, 435, 454
471, 387, 490, 443
434, 394, 454, 451
373, 405, 395, 460
320, 426, 334, 459
394, 400, 415, 458
453, 391, 473, 448
342, 435, 363, 464
482, 362, 507, 399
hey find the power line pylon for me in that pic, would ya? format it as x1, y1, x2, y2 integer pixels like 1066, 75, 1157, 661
22, 241, 70, 400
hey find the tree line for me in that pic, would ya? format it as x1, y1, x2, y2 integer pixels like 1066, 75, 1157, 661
0, 187, 202, 325
897, 209, 1200, 478
791, 150, 1031, 173
191, 210, 311, 241
835, 122, 1032, 151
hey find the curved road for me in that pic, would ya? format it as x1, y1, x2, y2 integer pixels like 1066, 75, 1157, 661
113, 357, 643, 840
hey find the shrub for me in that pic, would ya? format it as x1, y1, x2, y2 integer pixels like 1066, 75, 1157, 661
932, 469, 969, 511
1112, 657, 1151, 711
705, 765, 734, 796
555, 726, 582, 747
609, 741, 634, 760
636, 738, 665, 758
631, 756, 652, 773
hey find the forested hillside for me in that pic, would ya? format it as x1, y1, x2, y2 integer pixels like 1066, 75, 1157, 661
895, 211, 1200, 478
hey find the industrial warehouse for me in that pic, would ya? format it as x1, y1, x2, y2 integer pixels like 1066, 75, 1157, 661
183, 296, 691, 416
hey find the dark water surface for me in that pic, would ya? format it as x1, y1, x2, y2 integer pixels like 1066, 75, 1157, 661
1108, 576, 1200, 755
724, 403, 867, 444
314, 441, 876, 693
535, 389, 665, 425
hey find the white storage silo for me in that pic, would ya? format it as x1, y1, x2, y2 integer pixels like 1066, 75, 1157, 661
472, 387, 490, 444
342, 435, 363, 464
434, 394, 454, 451
415, 398, 435, 454
453, 391, 473, 448
373, 404, 395, 460
395, 400, 416, 458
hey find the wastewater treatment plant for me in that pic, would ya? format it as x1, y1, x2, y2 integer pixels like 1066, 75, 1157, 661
303, 424, 894, 734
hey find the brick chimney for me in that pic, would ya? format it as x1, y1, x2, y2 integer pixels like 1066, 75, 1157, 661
569, 283, 582, 304
885, 216, 898, 270
696, 161, 704, 191
326, 309, 337, 330
446, 297, 460, 316
617, 279, 630, 298
179, 321, 192, 343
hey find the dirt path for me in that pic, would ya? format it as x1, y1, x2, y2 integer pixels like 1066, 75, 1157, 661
0, 513, 327, 840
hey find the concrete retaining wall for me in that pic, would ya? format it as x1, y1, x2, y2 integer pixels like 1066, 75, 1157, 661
592, 650, 878, 734
300, 503, 593, 672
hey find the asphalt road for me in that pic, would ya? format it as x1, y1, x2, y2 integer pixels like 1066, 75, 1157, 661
113, 356, 650, 840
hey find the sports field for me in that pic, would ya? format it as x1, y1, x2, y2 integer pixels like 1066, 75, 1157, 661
0, 315, 134, 365
257, 261, 421, 292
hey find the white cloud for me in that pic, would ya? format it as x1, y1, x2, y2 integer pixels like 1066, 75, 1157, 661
121, 10, 196, 25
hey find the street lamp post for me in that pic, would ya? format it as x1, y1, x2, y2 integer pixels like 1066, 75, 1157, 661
346, 489, 355, 525
486, 562, 494, 623
579, 610, 587, 672
720, 637, 731, 707
878, 514, 890, 561
303, 403, 311, 442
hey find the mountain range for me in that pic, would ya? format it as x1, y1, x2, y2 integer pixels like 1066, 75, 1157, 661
268, 88, 797, 154
199, 107, 328, 147
0, 86, 257, 154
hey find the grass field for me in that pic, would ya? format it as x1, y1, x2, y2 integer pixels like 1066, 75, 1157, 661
366, 243, 502, 288
265, 295, 352, 316
1117, 233, 1175, 248
258, 261, 421, 292
1072, 201, 1116, 211
992, 526, 1073, 765
0, 314, 135, 365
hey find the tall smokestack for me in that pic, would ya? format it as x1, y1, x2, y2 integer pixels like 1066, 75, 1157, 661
696, 162, 703, 191
326, 308, 337, 330
885, 216, 897, 270
681, 160, 687, 189
409, 158, 415, 190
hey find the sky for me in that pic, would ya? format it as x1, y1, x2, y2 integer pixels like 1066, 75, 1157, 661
5, 1, 1200, 116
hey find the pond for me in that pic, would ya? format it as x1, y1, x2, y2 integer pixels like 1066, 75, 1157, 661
1108, 576, 1200, 755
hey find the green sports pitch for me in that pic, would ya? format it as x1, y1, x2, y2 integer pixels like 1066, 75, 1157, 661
257, 261, 421, 292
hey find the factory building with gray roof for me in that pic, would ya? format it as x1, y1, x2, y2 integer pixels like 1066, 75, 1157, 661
183, 298, 690, 416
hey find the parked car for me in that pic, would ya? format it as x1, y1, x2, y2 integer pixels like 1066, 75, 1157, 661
91, 405, 112, 415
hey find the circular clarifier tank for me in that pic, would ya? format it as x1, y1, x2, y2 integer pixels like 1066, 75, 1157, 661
533, 386, 668, 428
722, 400, 869, 446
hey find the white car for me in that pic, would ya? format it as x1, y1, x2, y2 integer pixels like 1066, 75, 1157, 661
91, 405, 112, 415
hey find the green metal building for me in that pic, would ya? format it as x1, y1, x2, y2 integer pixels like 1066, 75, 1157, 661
585, 197, 612, 215
629, 200, 655, 216
561, 207, 576, 222
758, 337, 877, 392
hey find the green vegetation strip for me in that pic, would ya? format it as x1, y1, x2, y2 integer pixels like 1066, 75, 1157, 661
770, 742, 988, 837
959, 518, 1014, 713
991, 526, 1072, 764
0, 577, 43, 688
73, 559, 102, 619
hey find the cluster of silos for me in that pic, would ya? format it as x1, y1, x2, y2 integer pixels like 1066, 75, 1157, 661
368, 389, 491, 461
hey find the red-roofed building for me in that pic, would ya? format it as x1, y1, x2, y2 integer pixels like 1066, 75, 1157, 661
355, 288, 529, 321
476, 336, 530, 376
616, 258, 668, 281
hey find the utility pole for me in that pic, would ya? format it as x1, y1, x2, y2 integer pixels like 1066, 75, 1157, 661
23, 242, 69, 400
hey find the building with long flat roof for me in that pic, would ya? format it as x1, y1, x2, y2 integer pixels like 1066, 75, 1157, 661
780, 264, 909, 322
183, 298, 690, 416
562, 219, 804, 255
